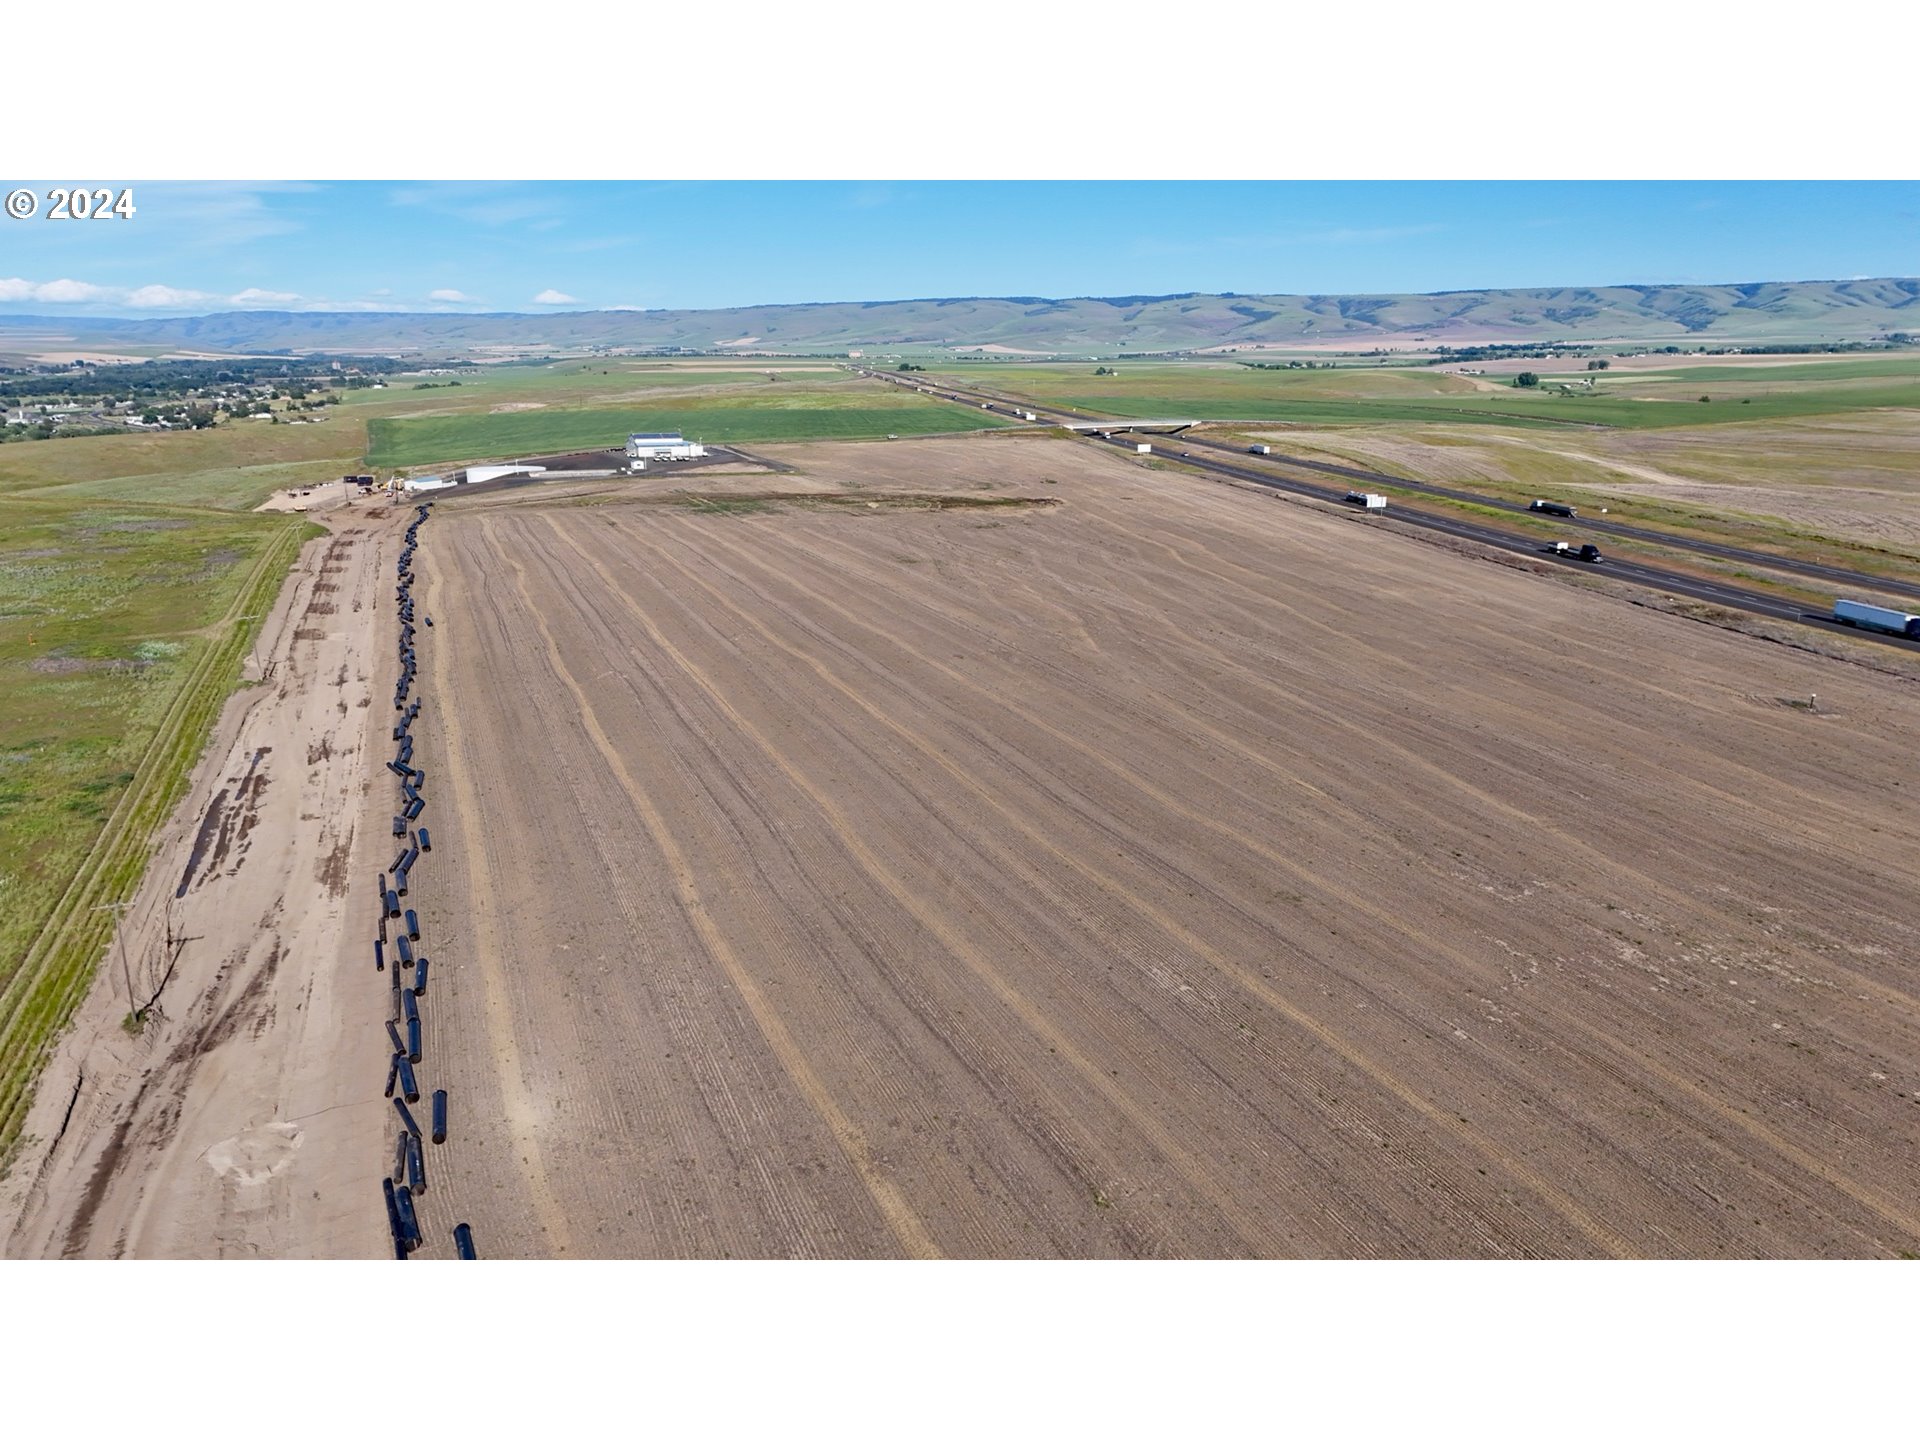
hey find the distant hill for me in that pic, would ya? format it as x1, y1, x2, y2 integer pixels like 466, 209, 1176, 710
3, 278, 1916, 357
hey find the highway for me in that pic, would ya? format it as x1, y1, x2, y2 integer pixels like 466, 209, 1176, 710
1170, 432, 1920, 606
858, 367, 1920, 653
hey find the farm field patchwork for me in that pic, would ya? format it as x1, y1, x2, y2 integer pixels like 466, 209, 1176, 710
933, 356, 1920, 430
380, 436, 1920, 1258
367, 391, 1012, 468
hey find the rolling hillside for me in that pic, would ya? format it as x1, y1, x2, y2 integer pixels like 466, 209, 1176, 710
2, 278, 1915, 357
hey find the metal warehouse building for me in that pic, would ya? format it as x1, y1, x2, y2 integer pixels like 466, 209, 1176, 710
626, 431, 707, 462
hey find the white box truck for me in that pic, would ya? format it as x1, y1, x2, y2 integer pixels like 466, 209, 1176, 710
1135, 442, 1153, 454
1833, 598, 1920, 638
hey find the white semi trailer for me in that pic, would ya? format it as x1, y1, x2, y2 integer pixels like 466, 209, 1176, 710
1833, 598, 1920, 638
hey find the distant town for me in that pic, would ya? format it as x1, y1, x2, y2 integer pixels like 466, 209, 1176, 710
0, 355, 426, 442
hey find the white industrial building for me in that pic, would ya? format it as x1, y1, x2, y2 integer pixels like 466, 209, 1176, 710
626, 431, 707, 462
463, 463, 548, 485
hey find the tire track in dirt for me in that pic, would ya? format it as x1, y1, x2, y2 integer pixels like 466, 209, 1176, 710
542, 516, 1305, 1256
801, 505, 1919, 1016
641, 516, 1640, 1256
423, 547, 576, 1257
516, 524, 1260, 1256
1072, 494, 1895, 867
455, 518, 919, 1256
487, 522, 941, 1259
703, 510, 1920, 1250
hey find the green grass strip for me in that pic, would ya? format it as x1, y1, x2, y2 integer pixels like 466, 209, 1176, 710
0, 518, 312, 1163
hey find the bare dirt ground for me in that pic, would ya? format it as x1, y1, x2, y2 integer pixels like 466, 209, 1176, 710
0, 500, 407, 1257
255, 484, 356, 516
393, 435, 1920, 1259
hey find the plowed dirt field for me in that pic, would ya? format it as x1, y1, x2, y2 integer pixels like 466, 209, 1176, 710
393, 437, 1920, 1257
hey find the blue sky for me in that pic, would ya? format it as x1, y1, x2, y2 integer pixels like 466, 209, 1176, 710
2, 181, 1915, 318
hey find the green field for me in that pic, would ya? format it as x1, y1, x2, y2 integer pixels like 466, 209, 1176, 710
931, 358, 1920, 432
0, 498, 313, 1153
368, 393, 1012, 468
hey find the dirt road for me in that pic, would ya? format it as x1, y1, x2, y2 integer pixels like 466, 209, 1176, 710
396, 438, 1920, 1258
1, 502, 405, 1258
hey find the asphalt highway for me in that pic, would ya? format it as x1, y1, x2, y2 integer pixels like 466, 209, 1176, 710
858, 367, 1920, 653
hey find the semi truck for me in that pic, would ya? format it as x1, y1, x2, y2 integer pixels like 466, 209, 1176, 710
1343, 491, 1387, 510
1249, 443, 1272, 455
1529, 499, 1578, 517
1833, 598, 1920, 638
1547, 541, 1604, 563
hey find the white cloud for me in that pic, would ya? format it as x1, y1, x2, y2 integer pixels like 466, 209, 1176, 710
22, 278, 114, 304
429, 288, 474, 303
533, 288, 579, 305
127, 284, 215, 308
230, 287, 302, 306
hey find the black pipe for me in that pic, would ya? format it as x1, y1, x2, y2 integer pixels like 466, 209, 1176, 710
453, 1223, 476, 1259
406, 1016, 421, 1064
383, 1054, 398, 1098
405, 908, 420, 941
413, 957, 428, 998
393, 1094, 421, 1139
386, 889, 401, 918
391, 815, 405, 838
431, 1089, 447, 1144
406, 1131, 426, 1195
374, 939, 385, 972
386, 1019, 404, 1056
394, 871, 408, 899
396, 935, 414, 969
393, 1128, 409, 1184
383, 1178, 409, 1259
404, 798, 424, 821
416, 827, 431, 852
393, 1184, 422, 1251
396, 1056, 420, 1104
402, 988, 419, 1026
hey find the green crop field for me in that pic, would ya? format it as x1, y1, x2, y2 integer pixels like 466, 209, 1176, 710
934, 357, 1920, 432
367, 393, 1012, 468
